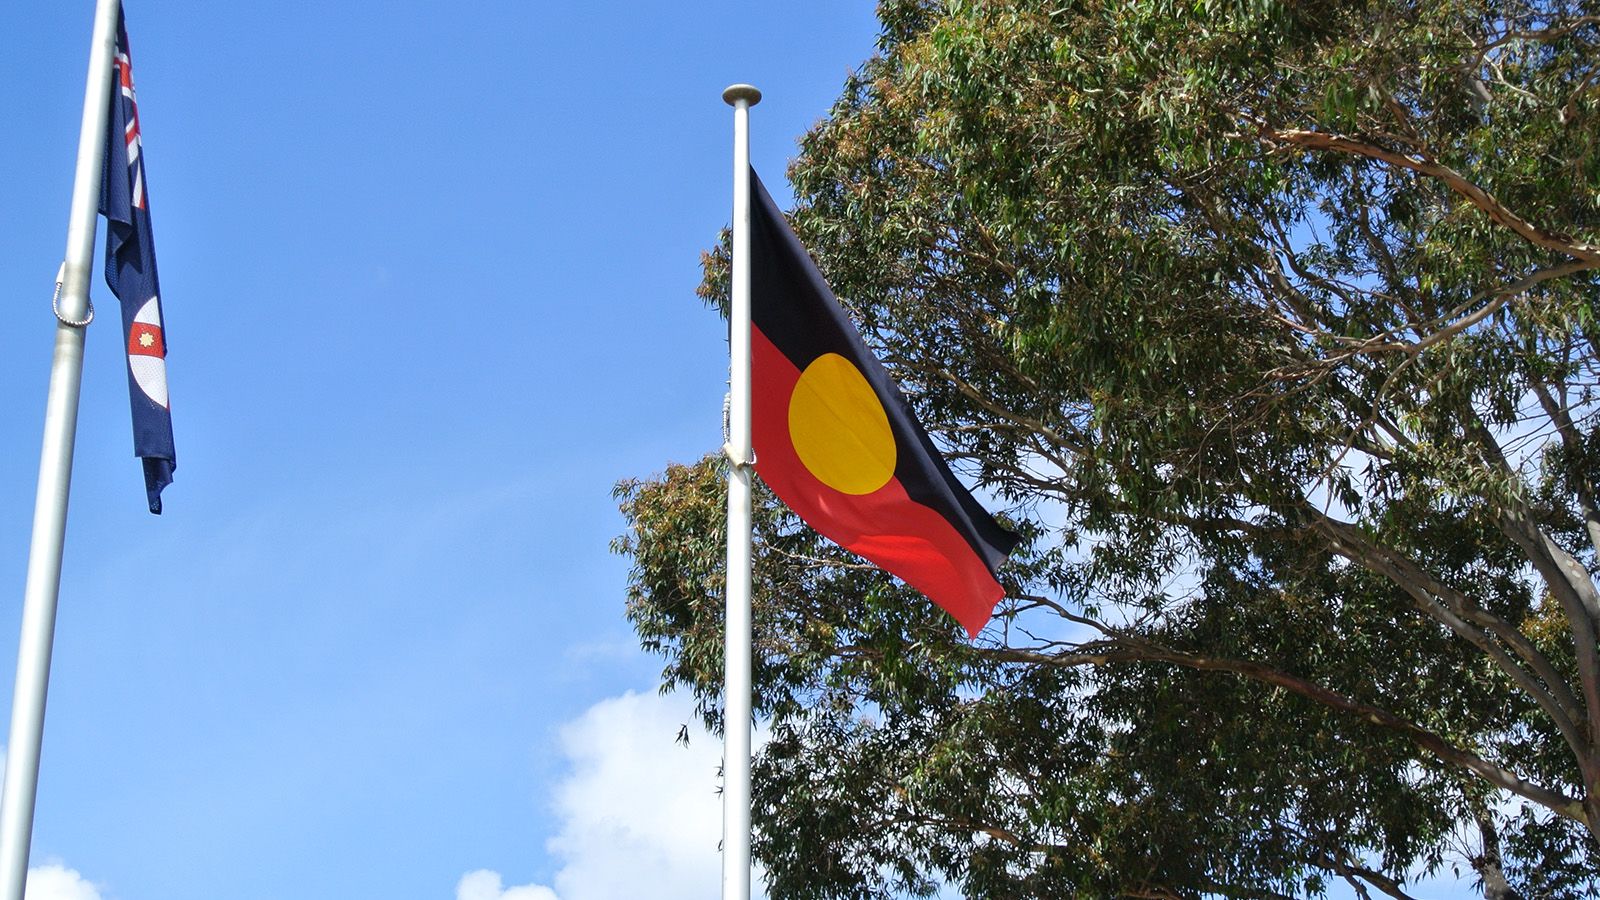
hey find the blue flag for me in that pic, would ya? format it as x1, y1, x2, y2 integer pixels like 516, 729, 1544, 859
100, 4, 174, 514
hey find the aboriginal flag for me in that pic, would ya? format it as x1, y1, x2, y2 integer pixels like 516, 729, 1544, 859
748, 170, 1018, 637
100, 4, 175, 514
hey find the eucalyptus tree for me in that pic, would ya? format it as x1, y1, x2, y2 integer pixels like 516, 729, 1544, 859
617, 1, 1600, 896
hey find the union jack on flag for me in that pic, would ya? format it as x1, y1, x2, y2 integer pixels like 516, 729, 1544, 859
100, 2, 175, 513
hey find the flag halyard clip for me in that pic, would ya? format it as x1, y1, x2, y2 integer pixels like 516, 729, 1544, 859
722, 441, 756, 470
51, 262, 94, 328
722, 392, 755, 469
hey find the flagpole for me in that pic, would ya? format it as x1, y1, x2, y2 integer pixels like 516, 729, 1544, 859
721, 82, 760, 900
0, 1, 122, 897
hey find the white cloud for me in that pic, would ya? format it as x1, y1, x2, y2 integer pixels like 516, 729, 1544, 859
546, 690, 728, 900
25, 863, 103, 900
455, 869, 556, 900
461, 689, 740, 900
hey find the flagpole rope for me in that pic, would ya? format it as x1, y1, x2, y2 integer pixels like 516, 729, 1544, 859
50, 265, 93, 328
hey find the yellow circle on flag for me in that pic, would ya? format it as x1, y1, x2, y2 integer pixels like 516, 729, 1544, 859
788, 353, 897, 495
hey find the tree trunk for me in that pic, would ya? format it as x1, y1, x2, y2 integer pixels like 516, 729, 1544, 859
1476, 817, 1520, 900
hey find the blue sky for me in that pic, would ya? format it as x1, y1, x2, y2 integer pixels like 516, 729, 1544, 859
2, 2, 877, 897
0, 3, 1489, 899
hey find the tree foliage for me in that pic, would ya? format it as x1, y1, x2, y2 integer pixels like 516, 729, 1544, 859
616, 1, 1600, 896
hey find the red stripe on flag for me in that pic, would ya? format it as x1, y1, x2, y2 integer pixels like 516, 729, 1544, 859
752, 327, 1004, 637
127, 322, 164, 357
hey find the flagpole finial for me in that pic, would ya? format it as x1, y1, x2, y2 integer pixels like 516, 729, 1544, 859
722, 84, 762, 106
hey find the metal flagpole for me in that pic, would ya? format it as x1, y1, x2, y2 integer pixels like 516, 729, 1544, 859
0, 1, 123, 897
721, 81, 760, 900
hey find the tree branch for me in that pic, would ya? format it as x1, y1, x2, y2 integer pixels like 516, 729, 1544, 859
1260, 127, 1600, 263
978, 641, 1588, 823
1308, 510, 1593, 764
